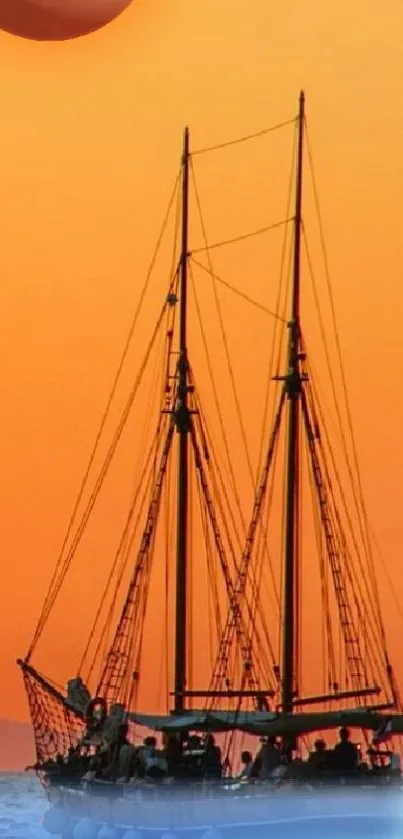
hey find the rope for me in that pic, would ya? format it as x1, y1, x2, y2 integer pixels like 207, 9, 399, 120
255, 118, 298, 483
303, 361, 393, 699
191, 218, 293, 254
192, 380, 277, 690
188, 260, 246, 537
89, 292, 179, 688
190, 160, 265, 499
302, 234, 390, 665
306, 129, 386, 649
26, 171, 181, 662
249, 119, 299, 653
28, 291, 173, 660
190, 256, 287, 322
78, 420, 165, 680
191, 118, 297, 156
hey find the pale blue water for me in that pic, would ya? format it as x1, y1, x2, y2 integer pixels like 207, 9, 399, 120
0, 774, 47, 838
2, 774, 403, 838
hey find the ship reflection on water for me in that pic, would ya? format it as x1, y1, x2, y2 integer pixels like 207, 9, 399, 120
1, 775, 403, 839
52, 789, 403, 839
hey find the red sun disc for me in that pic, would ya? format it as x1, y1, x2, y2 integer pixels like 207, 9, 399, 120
0, 0, 132, 41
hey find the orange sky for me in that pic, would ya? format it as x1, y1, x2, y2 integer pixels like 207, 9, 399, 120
2, 0, 403, 725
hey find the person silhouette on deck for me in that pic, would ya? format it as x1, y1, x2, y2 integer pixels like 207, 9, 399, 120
333, 727, 359, 775
255, 736, 281, 780
203, 734, 222, 779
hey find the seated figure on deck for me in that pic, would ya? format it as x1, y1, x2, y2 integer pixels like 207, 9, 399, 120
66, 677, 91, 715
181, 735, 205, 780
202, 734, 222, 779
141, 735, 168, 780
332, 727, 359, 776
236, 750, 254, 780
163, 733, 182, 777
254, 736, 281, 780
307, 738, 332, 781
116, 724, 137, 782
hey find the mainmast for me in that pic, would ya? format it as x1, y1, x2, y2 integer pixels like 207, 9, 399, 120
174, 126, 190, 714
281, 91, 305, 721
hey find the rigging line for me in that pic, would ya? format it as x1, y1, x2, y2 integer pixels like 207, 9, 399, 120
192, 455, 227, 684
190, 161, 258, 496
369, 524, 403, 629
305, 379, 388, 669
303, 347, 388, 655
256, 118, 298, 482
303, 382, 387, 688
164, 440, 174, 708
30, 294, 173, 654
198, 480, 222, 671
209, 393, 285, 696
190, 256, 286, 323
121, 474, 171, 710
303, 220, 371, 548
97, 421, 175, 701
246, 444, 281, 676
99, 418, 171, 680
125, 553, 154, 711
191, 417, 241, 582
170, 178, 182, 280
190, 316, 280, 664
302, 404, 369, 696
85, 430, 164, 685
192, 480, 271, 707
191, 172, 291, 661
131, 304, 173, 491
305, 131, 381, 607
95, 335, 177, 688
301, 230, 375, 585
304, 408, 340, 687
191, 177, 285, 639
191, 218, 293, 255
296, 402, 302, 698
192, 383, 244, 552
191, 117, 297, 156
40, 326, 168, 659
251, 124, 298, 623
274, 230, 293, 377
192, 378, 277, 672
247, 396, 284, 627
26, 171, 181, 664
306, 436, 337, 689
188, 447, 194, 701
188, 262, 246, 535
79, 421, 164, 678
250, 431, 282, 620
191, 414, 275, 684
278, 386, 288, 670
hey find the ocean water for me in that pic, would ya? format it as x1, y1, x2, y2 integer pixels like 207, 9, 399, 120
0, 774, 47, 839
2, 773, 403, 838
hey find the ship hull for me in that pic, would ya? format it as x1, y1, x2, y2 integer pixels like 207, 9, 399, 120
42, 782, 403, 838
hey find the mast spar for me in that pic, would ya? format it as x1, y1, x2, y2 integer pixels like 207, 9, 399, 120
281, 91, 305, 726
174, 126, 190, 714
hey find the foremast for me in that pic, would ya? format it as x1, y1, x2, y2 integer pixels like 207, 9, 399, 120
174, 127, 190, 714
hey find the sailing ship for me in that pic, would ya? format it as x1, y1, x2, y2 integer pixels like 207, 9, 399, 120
18, 92, 403, 838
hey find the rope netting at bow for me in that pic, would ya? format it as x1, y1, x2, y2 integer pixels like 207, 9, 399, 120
20, 663, 85, 764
